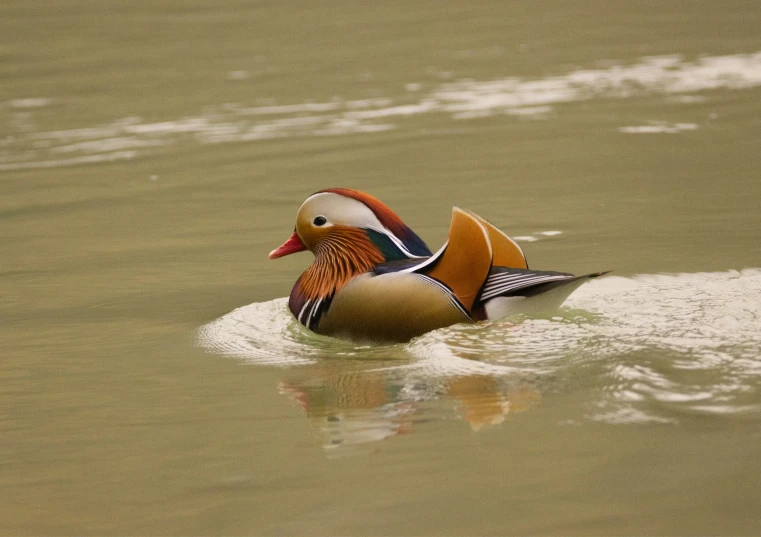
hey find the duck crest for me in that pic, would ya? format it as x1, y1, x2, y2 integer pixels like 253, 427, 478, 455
289, 226, 385, 329
318, 188, 431, 257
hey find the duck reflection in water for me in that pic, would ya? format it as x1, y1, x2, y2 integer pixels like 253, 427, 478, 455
277, 359, 540, 454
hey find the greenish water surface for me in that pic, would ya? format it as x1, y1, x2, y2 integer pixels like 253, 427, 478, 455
2, 1, 761, 535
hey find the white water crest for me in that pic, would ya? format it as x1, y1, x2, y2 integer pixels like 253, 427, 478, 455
199, 298, 317, 366
199, 269, 761, 427
618, 122, 699, 134
4, 51, 761, 170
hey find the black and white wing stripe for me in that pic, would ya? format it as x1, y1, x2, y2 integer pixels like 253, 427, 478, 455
417, 274, 471, 319
480, 269, 575, 301
297, 297, 332, 331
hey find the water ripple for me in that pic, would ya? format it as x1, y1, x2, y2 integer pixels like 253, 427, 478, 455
200, 269, 761, 427
4, 51, 761, 170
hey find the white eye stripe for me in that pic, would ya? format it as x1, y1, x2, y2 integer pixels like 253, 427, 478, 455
299, 192, 424, 257
300, 192, 384, 229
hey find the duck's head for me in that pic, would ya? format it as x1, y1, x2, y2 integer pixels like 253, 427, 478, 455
269, 188, 431, 262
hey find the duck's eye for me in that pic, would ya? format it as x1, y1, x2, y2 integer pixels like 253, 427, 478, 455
313, 216, 327, 226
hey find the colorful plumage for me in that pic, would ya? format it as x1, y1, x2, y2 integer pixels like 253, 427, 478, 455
269, 188, 606, 343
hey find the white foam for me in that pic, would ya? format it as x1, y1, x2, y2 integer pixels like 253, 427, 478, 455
10, 98, 53, 108
0, 150, 137, 171
619, 122, 699, 134
198, 298, 318, 366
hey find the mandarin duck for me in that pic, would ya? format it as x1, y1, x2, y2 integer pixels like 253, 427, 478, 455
270, 188, 605, 343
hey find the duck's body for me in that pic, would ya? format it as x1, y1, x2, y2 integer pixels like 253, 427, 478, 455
317, 272, 470, 342
270, 188, 605, 343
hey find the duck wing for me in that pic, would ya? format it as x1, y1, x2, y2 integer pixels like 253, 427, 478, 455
470, 214, 528, 269
474, 268, 610, 320
479, 267, 577, 301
